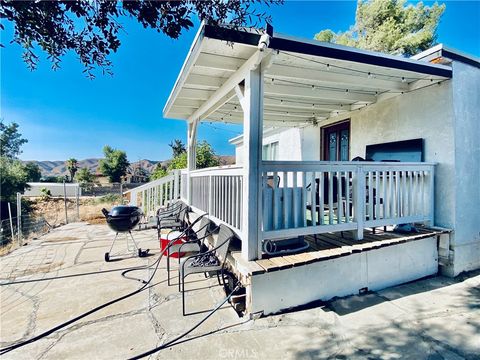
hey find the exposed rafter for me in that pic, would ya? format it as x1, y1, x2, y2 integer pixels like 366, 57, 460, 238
264, 83, 377, 103
267, 63, 409, 91
188, 50, 268, 122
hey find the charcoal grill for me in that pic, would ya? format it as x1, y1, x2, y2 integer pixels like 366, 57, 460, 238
102, 206, 149, 261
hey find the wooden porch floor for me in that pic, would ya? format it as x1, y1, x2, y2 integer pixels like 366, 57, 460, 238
230, 226, 450, 276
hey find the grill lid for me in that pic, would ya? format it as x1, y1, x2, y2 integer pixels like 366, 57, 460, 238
109, 205, 142, 217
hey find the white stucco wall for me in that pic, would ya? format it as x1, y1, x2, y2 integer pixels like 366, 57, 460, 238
349, 81, 456, 233
251, 237, 438, 315
450, 61, 480, 276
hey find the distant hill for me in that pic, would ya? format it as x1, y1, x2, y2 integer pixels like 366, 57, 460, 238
25, 156, 236, 177
25, 159, 159, 177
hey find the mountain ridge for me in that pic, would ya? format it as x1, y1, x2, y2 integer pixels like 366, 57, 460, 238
24, 156, 235, 177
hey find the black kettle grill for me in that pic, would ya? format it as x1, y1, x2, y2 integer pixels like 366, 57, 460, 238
103, 206, 143, 233
101, 206, 149, 261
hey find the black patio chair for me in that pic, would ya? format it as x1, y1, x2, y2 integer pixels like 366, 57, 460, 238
157, 201, 188, 237
179, 224, 234, 316
157, 200, 184, 221
163, 215, 217, 286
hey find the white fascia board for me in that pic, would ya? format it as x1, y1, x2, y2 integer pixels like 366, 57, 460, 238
163, 23, 206, 118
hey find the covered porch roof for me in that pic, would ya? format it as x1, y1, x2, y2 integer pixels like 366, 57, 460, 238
163, 23, 452, 126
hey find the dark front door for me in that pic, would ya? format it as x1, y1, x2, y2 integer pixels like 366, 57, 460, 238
322, 121, 350, 161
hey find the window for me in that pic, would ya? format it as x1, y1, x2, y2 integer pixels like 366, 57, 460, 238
263, 141, 279, 160
322, 121, 350, 161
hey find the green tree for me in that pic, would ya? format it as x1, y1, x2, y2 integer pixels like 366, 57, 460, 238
151, 140, 219, 180
196, 141, 220, 169
0, 0, 281, 78
75, 167, 96, 183
150, 165, 169, 181
98, 145, 129, 183
0, 120, 28, 158
314, 0, 445, 56
169, 153, 188, 171
65, 158, 78, 182
0, 157, 30, 202
169, 139, 186, 158
24, 162, 42, 182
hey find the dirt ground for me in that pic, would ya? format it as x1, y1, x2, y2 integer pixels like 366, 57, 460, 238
28, 197, 124, 226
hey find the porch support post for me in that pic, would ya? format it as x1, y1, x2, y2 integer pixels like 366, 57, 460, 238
186, 119, 198, 204
352, 165, 365, 240
241, 65, 264, 261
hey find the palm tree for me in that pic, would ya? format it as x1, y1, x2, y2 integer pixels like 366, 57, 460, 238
66, 158, 78, 182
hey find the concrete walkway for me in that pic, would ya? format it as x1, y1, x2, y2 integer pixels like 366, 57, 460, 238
0, 223, 478, 359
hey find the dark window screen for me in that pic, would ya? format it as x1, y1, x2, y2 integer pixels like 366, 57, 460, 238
365, 138, 424, 162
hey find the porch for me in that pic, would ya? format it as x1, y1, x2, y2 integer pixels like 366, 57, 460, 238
140, 23, 454, 313
226, 225, 450, 314
159, 23, 450, 263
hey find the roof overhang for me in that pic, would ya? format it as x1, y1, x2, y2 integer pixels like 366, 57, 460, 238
163, 23, 453, 126
412, 43, 480, 69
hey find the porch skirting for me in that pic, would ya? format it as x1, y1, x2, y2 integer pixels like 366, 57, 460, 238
236, 236, 438, 315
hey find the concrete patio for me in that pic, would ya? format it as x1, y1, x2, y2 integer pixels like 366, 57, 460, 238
1, 222, 479, 359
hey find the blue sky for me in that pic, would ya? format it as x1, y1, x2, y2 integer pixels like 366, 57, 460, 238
1, 1, 479, 162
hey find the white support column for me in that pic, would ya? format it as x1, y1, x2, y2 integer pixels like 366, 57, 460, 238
186, 119, 198, 204
241, 65, 264, 261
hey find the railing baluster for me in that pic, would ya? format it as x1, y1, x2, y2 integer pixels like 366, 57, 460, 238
375, 171, 380, 220
368, 171, 374, 222
428, 168, 434, 226
310, 172, 317, 227
382, 170, 387, 220
328, 172, 333, 225
292, 171, 298, 228
302, 172, 307, 227
283, 171, 288, 229
345, 171, 351, 223
408, 171, 413, 217
420, 170, 425, 216
337, 171, 343, 224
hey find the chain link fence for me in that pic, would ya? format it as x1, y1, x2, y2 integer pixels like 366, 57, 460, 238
1, 182, 145, 249
0, 215, 51, 246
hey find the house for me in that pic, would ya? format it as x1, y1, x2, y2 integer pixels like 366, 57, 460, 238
123, 166, 149, 184
129, 24, 480, 315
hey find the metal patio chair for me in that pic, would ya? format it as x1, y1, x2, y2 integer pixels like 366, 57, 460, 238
157, 201, 188, 237
179, 224, 234, 316
163, 215, 217, 286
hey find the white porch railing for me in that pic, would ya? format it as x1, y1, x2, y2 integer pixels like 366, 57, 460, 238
261, 161, 435, 240
188, 165, 243, 231
127, 162, 435, 244
183, 161, 435, 241
123, 170, 180, 216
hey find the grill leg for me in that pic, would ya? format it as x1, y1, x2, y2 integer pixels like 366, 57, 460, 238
128, 231, 140, 256
108, 233, 119, 254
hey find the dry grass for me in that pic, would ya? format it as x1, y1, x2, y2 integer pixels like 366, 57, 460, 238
29, 197, 121, 226
0, 242, 19, 257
